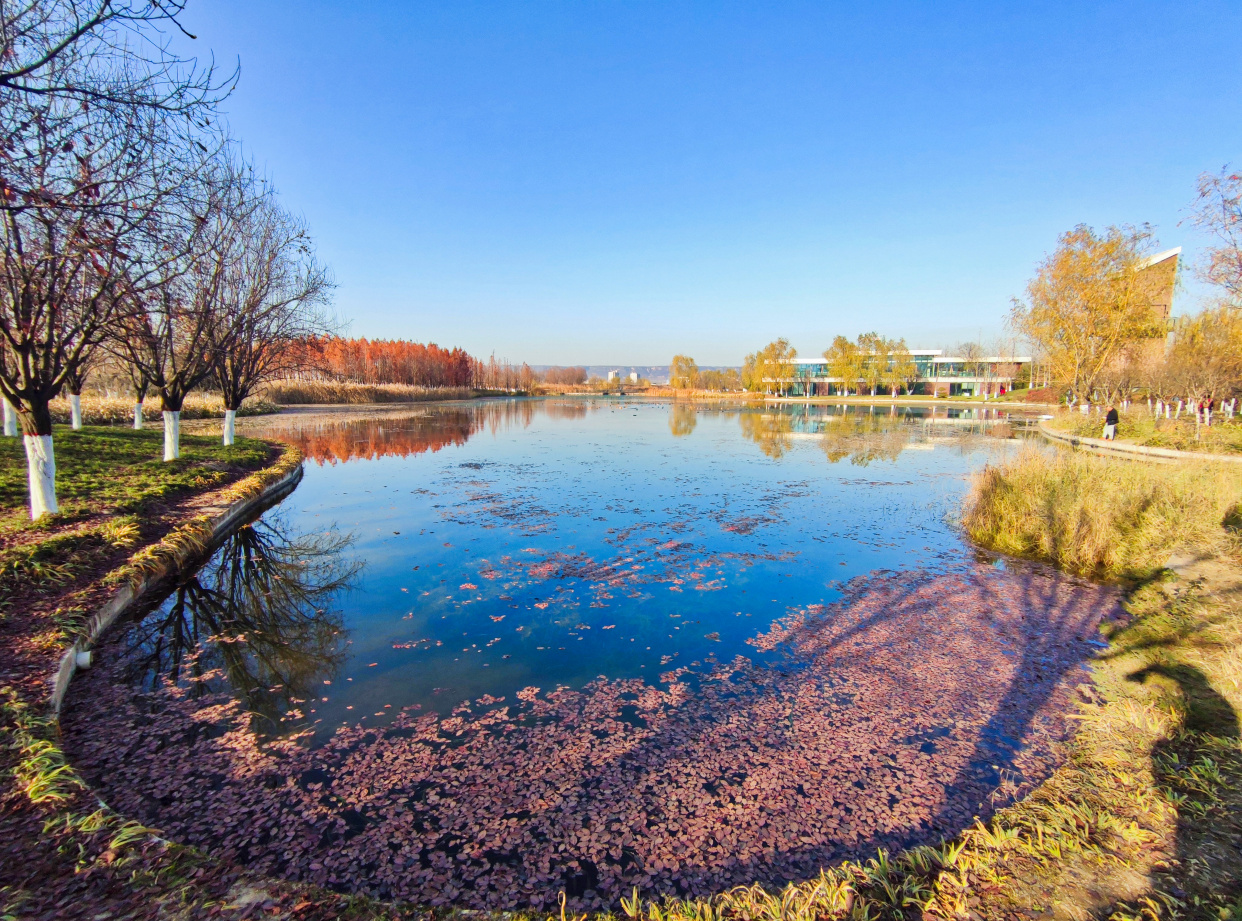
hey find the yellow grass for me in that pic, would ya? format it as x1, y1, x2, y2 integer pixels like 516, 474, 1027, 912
963, 447, 1242, 580
259, 379, 480, 404
50, 393, 277, 425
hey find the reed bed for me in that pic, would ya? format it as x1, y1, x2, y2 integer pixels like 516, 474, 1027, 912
963, 446, 1242, 580
46, 394, 277, 426
259, 380, 480, 405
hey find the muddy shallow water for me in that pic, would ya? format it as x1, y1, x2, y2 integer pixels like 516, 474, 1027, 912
64, 399, 1115, 909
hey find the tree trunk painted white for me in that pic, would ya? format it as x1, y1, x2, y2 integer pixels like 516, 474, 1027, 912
163, 411, 181, 460
24, 434, 58, 519
1176, 400, 1183, 419
222, 409, 236, 446
2, 400, 16, 437
133, 403, 144, 430
69, 394, 82, 430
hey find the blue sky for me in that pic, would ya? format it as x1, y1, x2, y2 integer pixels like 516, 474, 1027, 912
180, 1, 1242, 364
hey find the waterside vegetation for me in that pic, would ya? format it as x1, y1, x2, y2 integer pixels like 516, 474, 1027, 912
3, 420, 1242, 919
1047, 406, 1242, 456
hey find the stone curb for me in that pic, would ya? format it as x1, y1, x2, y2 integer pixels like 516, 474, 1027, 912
1038, 421, 1242, 464
49, 457, 305, 715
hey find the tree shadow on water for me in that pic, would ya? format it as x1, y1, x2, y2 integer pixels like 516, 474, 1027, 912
533, 565, 1120, 907
921, 567, 1116, 839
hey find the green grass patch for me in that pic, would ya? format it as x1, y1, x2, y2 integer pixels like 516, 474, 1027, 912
0, 427, 270, 611
0, 426, 268, 524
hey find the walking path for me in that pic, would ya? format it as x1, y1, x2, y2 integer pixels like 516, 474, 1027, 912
1038, 421, 1242, 464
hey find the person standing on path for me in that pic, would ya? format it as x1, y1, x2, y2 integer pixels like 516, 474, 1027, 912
1103, 405, 1119, 441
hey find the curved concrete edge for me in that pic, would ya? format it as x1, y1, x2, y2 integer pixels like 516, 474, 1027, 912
49, 455, 305, 716
1038, 421, 1242, 464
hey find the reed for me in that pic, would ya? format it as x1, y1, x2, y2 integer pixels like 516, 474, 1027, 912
963, 446, 1242, 579
259, 379, 479, 405
48, 393, 278, 426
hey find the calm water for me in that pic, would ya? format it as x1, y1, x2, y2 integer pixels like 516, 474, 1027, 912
118, 399, 1034, 739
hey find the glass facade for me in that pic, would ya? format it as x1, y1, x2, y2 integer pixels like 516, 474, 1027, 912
768, 354, 1031, 397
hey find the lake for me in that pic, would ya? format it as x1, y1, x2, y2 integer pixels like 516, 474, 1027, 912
65, 399, 1115, 910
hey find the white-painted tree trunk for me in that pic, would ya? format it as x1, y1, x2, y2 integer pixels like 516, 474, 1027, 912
222, 409, 236, 446
133, 403, 144, 430
163, 411, 181, 460
24, 434, 58, 519
3, 400, 17, 437
69, 394, 82, 430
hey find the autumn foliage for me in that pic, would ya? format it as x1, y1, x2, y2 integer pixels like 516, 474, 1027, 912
297, 336, 475, 387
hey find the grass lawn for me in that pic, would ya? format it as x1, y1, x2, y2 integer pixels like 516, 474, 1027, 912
0, 427, 272, 619
0, 426, 268, 521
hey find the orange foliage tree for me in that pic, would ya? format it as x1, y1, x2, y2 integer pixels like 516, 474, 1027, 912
294, 336, 475, 387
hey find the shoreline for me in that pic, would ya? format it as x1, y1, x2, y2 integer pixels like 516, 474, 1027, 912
1039, 419, 1242, 463
4, 419, 1240, 919
48, 450, 304, 714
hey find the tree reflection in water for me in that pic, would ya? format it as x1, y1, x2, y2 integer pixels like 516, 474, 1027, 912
738, 405, 1020, 465
737, 410, 794, 458
817, 412, 910, 466
122, 516, 360, 735
668, 403, 697, 437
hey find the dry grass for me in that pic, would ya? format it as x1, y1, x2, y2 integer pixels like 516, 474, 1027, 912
963, 447, 1242, 580
1049, 409, 1242, 455
49, 394, 278, 426
259, 380, 480, 405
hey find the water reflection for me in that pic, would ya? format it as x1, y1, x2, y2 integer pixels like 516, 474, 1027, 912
738, 410, 794, 458
817, 413, 914, 466
668, 403, 697, 437
122, 517, 360, 734
254, 400, 609, 464
250, 399, 1026, 467
738, 403, 1022, 464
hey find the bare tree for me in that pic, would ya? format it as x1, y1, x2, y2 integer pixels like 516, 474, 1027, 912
0, 0, 229, 516
207, 185, 333, 444
116, 150, 238, 460
125, 357, 150, 427
0, 0, 232, 112
0, 72, 197, 515
61, 343, 98, 428
1189, 168, 1242, 309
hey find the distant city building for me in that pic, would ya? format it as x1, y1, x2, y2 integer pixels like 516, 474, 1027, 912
629, 372, 639, 383
607, 370, 618, 382
779, 351, 1033, 398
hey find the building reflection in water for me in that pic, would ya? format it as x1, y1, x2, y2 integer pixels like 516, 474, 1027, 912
120, 516, 360, 735
246, 397, 1022, 468
737, 402, 1020, 464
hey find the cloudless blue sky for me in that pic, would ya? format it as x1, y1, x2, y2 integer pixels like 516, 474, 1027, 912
179, 1, 1242, 364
